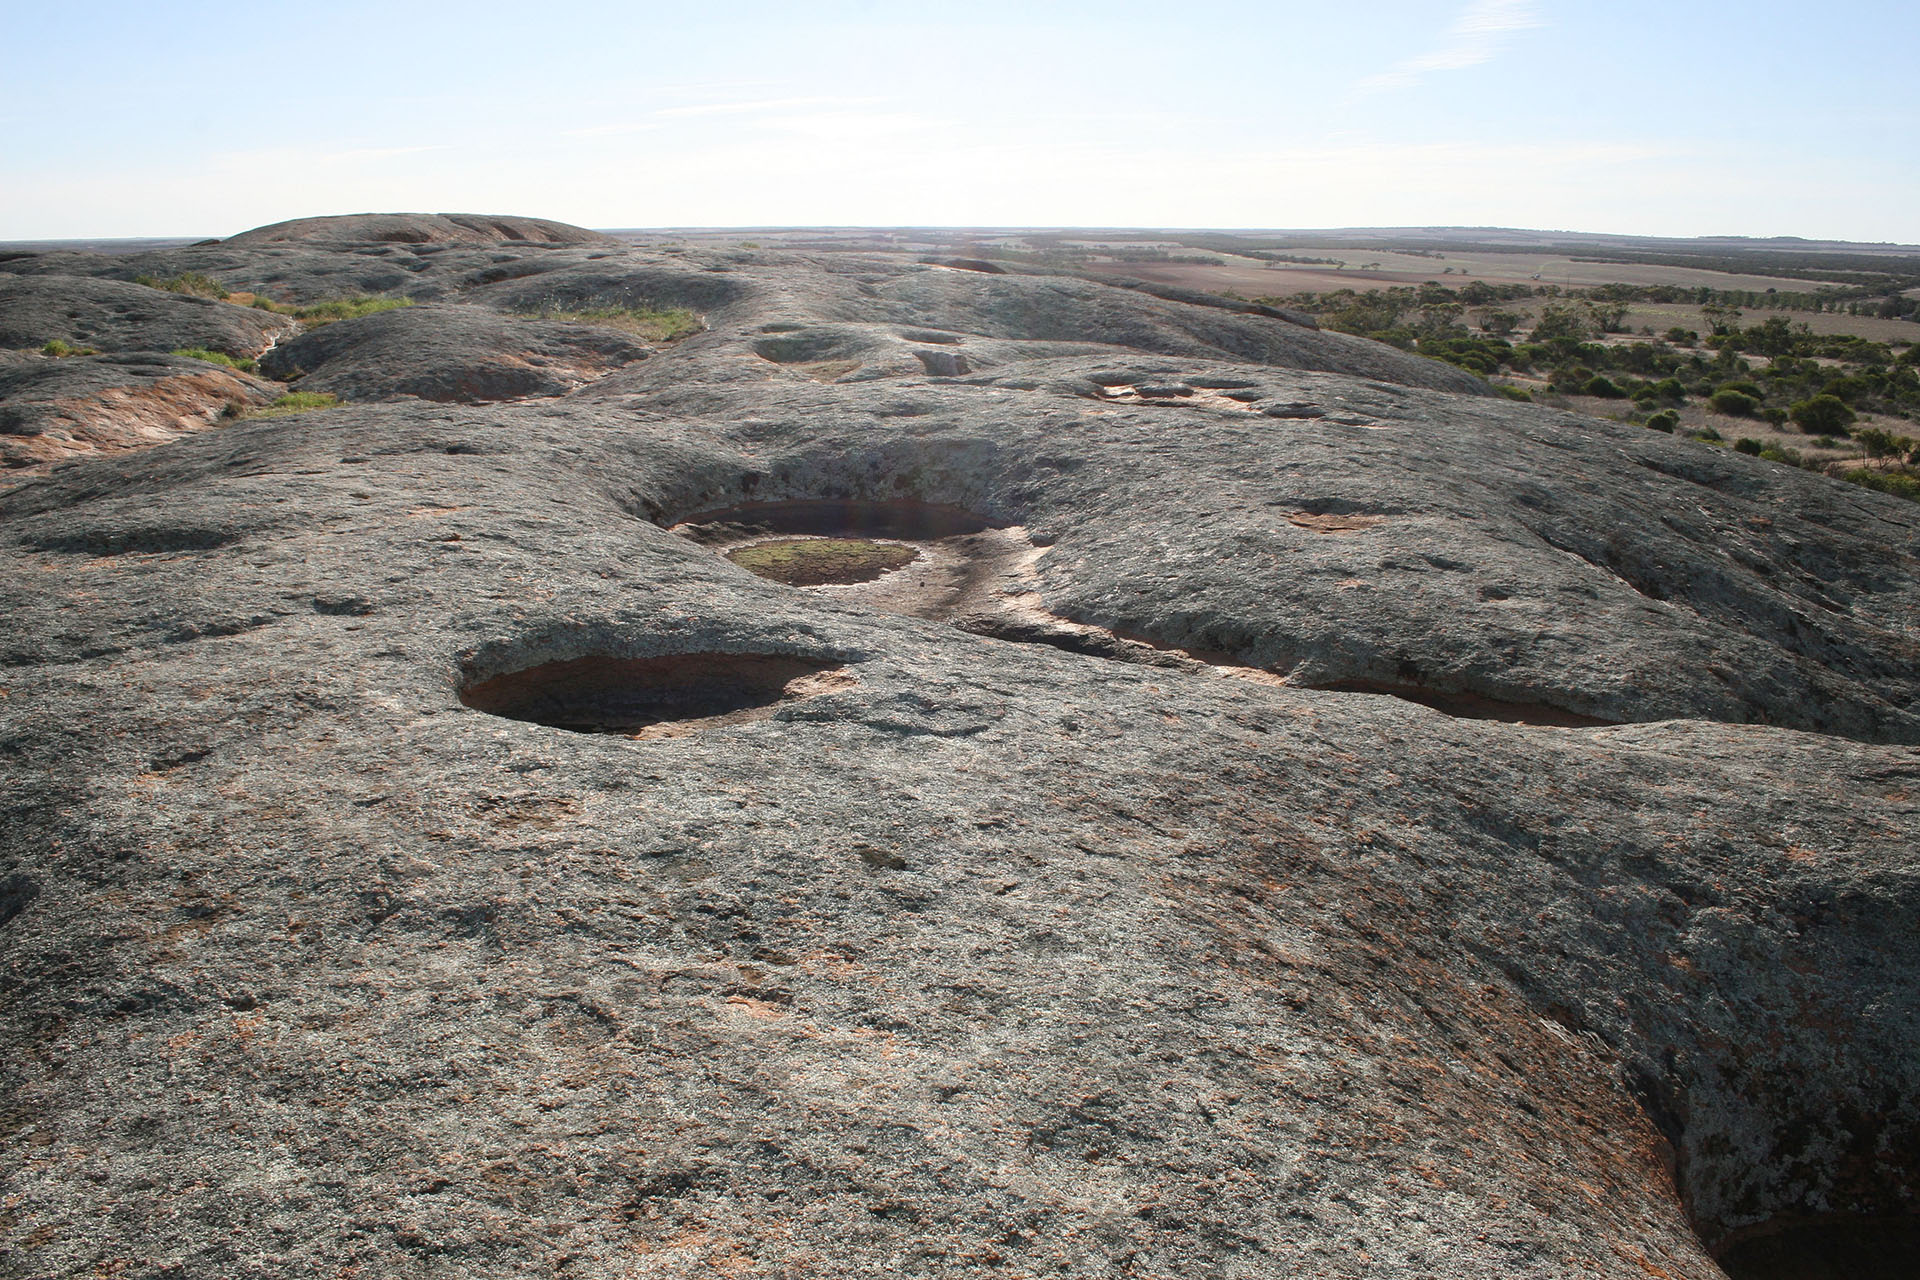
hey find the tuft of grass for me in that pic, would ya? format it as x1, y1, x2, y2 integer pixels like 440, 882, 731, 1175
247, 391, 340, 418
172, 347, 257, 374
134, 271, 230, 299
519, 304, 703, 343
215, 292, 413, 326
41, 338, 98, 357
726, 538, 917, 586
289, 296, 412, 327
1492, 383, 1533, 402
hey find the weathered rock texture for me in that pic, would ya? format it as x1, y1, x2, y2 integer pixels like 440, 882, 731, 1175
258, 304, 649, 403
0, 274, 294, 357
0, 352, 279, 470
222, 212, 621, 248
1, 215, 1917, 1280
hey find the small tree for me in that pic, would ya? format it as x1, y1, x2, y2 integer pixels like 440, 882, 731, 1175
1476, 308, 1522, 336
1531, 304, 1592, 344
1854, 427, 1900, 460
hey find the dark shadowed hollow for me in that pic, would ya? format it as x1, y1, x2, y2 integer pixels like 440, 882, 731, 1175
1714, 1219, 1920, 1280
458, 653, 846, 734
670, 498, 1001, 544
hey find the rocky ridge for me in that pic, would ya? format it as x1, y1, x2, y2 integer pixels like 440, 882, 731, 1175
1, 212, 1916, 1280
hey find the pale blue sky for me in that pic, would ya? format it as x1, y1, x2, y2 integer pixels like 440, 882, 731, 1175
3, 0, 1915, 241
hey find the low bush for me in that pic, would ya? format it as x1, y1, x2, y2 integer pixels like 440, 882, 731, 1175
41, 338, 97, 357
1710, 388, 1761, 417
1842, 468, 1920, 500
1494, 383, 1533, 402
171, 347, 257, 374
1584, 375, 1627, 399
1790, 393, 1856, 434
1734, 437, 1764, 455
1644, 410, 1679, 432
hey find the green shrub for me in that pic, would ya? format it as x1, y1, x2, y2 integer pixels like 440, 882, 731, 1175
171, 347, 257, 374
1493, 383, 1533, 402
1822, 374, 1870, 403
1693, 425, 1724, 442
1758, 444, 1803, 466
1710, 389, 1761, 417
134, 271, 229, 300
1645, 410, 1679, 432
248, 391, 340, 417
518, 304, 702, 343
41, 338, 97, 357
1761, 406, 1789, 425
1734, 437, 1764, 455
1665, 327, 1698, 346
1718, 380, 1764, 400
1790, 393, 1856, 435
1842, 468, 1920, 500
1584, 375, 1627, 399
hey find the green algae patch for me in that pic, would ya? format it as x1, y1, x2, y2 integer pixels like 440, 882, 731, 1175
726, 537, 918, 586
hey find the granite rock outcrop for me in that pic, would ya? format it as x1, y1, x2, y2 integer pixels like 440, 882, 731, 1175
1, 214, 1916, 1280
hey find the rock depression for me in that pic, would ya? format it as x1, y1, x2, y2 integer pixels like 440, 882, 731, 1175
1, 211, 1917, 1279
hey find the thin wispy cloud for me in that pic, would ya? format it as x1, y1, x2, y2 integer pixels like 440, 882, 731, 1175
1354, 0, 1543, 95
654, 96, 878, 119
325, 144, 449, 162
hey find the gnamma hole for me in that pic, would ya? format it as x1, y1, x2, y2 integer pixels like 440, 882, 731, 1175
727, 538, 918, 586
460, 653, 848, 735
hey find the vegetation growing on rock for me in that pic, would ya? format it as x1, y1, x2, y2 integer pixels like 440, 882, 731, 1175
726, 537, 919, 585
514, 302, 703, 342
246, 390, 339, 416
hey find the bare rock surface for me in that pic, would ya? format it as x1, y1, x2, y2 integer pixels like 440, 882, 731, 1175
0, 273, 295, 357
222, 211, 620, 248
0, 351, 279, 470
2, 216, 1918, 1280
258, 304, 650, 403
